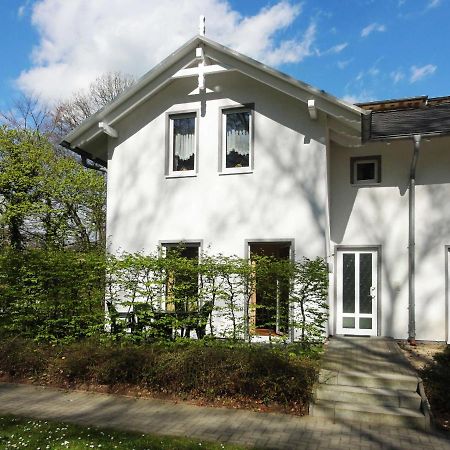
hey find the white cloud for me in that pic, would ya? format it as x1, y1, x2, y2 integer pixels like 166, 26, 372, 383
410, 64, 436, 83
316, 42, 348, 57
342, 90, 374, 104
17, 0, 31, 18
337, 59, 352, 69
361, 22, 386, 37
390, 69, 404, 84
17, 0, 316, 104
427, 0, 441, 9
263, 23, 316, 66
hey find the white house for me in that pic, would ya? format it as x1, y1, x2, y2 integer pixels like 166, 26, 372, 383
62, 34, 450, 343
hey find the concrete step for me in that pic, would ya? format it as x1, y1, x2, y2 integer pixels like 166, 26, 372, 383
315, 384, 421, 409
321, 354, 409, 366
322, 360, 410, 373
311, 400, 428, 430
319, 369, 419, 391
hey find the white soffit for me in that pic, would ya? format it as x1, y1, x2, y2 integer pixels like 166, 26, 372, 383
63, 35, 367, 157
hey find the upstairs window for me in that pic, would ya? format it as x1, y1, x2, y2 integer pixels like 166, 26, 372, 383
350, 156, 381, 185
168, 113, 197, 176
221, 107, 253, 173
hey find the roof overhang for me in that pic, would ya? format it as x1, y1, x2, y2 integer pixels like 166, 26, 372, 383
62, 35, 369, 163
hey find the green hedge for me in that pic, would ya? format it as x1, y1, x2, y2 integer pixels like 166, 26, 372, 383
0, 249, 105, 343
0, 338, 318, 412
106, 251, 329, 344
0, 249, 328, 345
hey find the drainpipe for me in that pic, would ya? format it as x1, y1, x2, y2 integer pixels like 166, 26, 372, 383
408, 134, 421, 345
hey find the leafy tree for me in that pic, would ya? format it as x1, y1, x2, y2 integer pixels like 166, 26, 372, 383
0, 127, 53, 249
0, 72, 135, 249
0, 126, 106, 250
46, 155, 106, 249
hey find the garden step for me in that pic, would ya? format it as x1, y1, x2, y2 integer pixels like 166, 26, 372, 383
310, 400, 428, 430
321, 360, 410, 373
315, 384, 421, 409
319, 369, 419, 391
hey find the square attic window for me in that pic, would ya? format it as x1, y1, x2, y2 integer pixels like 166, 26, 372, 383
350, 156, 381, 185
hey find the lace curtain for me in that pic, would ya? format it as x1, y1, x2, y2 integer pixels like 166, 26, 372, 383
173, 116, 195, 171
226, 112, 250, 156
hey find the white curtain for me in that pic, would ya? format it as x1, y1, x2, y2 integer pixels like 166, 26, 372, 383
174, 130, 195, 160
173, 117, 195, 161
226, 128, 249, 155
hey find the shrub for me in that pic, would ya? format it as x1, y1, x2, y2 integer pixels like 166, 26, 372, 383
107, 252, 328, 346
421, 346, 450, 417
0, 337, 319, 412
0, 248, 328, 347
0, 338, 49, 377
0, 249, 105, 343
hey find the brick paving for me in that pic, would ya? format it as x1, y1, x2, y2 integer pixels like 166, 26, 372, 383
1, 383, 450, 449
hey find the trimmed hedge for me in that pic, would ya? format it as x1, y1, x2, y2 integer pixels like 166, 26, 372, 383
0, 249, 328, 346
0, 338, 319, 412
0, 249, 105, 343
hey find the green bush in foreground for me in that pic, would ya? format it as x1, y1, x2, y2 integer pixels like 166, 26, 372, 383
0, 338, 319, 412
0, 249, 105, 344
0, 415, 248, 450
0, 248, 328, 347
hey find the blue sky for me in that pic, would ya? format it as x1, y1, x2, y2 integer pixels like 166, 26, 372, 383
0, 0, 448, 109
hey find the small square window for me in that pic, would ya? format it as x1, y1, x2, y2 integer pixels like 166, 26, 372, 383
221, 106, 253, 173
167, 112, 197, 176
350, 156, 381, 185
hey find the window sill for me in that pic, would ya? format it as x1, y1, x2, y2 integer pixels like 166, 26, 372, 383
351, 182, 381, 187
252, 328, 285, 337
219, 169, 253, 176
166, 172, 197, 179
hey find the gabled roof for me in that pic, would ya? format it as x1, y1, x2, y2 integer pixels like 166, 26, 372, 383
62, 35, 368, 165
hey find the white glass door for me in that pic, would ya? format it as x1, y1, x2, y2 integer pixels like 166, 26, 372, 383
336, 249, 378, 336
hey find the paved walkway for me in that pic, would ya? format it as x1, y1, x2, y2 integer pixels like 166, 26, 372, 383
1, 382, 450, 449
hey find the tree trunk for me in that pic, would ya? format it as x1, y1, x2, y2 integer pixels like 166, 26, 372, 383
10, 215, 24, 250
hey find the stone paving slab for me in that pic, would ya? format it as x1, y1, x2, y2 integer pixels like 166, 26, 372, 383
1, 382, 450, 449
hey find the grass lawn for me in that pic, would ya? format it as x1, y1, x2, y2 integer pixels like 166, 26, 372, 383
0, 415, 250, 450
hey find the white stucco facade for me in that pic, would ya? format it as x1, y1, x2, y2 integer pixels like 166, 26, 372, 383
64, 36, 450, 342
329, 137, 450, 342
106, 72, 329, 260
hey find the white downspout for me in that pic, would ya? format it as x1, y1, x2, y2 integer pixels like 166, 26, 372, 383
408, 134, 421, 345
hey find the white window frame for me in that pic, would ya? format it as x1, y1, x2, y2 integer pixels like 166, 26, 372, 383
167, 111, 198, 178
220, 106, 254, 174
351, 156, 381, 186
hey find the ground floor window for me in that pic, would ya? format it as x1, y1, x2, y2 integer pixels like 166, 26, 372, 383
248, 242, 291, 336
163, 243, 200, 313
